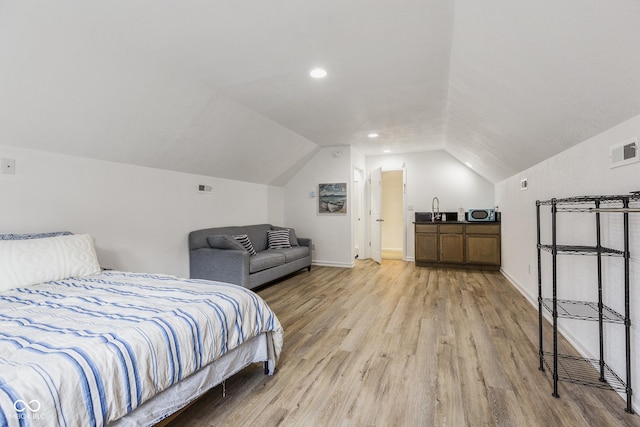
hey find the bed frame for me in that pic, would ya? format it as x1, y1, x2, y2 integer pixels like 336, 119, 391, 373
112, 332, 276, 426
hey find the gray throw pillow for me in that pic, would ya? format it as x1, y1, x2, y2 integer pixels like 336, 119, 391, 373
207, 235, 245, 250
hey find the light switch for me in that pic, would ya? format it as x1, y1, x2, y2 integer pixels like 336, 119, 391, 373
1, 158, 15, 175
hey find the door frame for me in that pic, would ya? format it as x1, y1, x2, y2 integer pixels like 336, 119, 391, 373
370, 167, 382, 264
366, 165, 408, 261
381, 167, 407, 260
352, 167, 366, 260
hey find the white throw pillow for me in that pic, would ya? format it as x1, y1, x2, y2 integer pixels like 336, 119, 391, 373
267, 229, 292, 249
0, 234, 101, 291
232, 234, 257, 256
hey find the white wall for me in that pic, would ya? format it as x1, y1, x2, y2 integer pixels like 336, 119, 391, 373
283, 146, 353, 267
0, 145, 284, 277
496, 113, 640, 410
367, 150, 495, 260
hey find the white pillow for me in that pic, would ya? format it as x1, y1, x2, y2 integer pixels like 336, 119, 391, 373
0, 234, 101, 291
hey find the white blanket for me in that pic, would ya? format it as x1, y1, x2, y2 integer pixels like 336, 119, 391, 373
0, 271, 283, 426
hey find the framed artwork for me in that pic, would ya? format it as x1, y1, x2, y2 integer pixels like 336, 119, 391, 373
318, 182, 347, 214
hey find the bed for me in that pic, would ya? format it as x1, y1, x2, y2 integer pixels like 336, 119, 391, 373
0, 233, 283, 426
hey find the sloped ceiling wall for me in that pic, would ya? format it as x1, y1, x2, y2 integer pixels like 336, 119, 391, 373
0, 1, 318, 185
445, 0, 640, 183
1, 1, 640, 185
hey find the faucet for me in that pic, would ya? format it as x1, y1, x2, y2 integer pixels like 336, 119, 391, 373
431, 197, 441, 221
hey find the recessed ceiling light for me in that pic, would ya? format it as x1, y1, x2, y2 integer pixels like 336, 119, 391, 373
310, 68, 327, 78
368, 133, 379, 138
383, 149, 391, 153
465, 162, 473, 168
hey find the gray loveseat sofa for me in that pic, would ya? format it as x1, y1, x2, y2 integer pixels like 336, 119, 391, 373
189, 224, 312, 289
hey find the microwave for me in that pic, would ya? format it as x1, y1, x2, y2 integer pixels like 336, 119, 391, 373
468, 209, 496, 222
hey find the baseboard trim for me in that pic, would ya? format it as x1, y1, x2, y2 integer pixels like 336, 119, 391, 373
500, 268, 537, 308
312, 260, 355, 268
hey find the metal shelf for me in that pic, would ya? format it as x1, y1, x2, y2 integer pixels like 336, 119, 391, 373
536, 193, 634, 413
539, 298, 625, 323
538, 244, 625, 256
541, 352, 627, 392
537, 194, 640, 206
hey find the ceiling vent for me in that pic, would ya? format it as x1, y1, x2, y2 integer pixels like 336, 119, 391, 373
609, 137, 638, 168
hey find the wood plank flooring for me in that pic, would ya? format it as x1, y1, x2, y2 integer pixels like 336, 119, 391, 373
168, 260, 640, 426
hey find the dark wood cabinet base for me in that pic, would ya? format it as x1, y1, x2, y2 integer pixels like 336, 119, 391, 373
415, 260, 501, 271
414, 222, 501, 269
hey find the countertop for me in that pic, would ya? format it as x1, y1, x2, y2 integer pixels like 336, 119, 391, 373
414, 221, 500, 224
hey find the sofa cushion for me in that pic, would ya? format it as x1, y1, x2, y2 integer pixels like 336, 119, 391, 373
270, 246, 310, 263
207, 235, 245, 250
267, 229, 291, 249
249, 251, 286, 273
233, 235, 257, 256
189, 226, 245, 250
245, 224, 271, 252
270, 226, 300, 246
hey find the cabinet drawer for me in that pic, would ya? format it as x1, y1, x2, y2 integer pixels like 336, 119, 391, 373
466, 224, 500, 235
439, 224, 463, 234
415, 224, 438, 233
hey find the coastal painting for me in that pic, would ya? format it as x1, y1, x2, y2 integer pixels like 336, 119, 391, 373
318, 183, 347, 214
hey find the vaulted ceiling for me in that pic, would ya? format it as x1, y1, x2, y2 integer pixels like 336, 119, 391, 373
2, 1, 640, 185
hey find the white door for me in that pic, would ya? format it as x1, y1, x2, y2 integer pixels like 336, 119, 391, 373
353, 168, 364, 259
370, 167, 382, 264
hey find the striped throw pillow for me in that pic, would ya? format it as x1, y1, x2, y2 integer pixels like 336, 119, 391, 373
267, 229, 291, 249
232, 234, 257, 256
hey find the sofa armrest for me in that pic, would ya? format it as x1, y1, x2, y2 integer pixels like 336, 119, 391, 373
189, 247, 251, 287
297, 237, 312, 248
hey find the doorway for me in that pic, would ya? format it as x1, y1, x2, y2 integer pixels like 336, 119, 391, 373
381, 170, 404, 260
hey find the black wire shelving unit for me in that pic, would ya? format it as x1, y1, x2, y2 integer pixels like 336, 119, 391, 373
536, 193, 640, 413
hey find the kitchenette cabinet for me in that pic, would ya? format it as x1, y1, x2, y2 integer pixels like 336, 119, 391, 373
414, 224, 438, 262
415, 222, 500, 270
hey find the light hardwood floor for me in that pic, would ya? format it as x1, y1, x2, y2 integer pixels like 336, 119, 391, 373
168, 260, 640, 426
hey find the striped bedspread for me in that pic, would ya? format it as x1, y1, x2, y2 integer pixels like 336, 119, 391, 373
0, 271, 283, 426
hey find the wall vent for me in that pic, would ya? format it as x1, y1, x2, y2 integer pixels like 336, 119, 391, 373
198, 184, 213, 194
610, 137, 639, 168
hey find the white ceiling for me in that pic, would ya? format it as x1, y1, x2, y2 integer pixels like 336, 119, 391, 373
1, 1, 640, 184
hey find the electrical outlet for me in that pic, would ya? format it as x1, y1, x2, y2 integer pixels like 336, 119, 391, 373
311, 243, 316, 250
1, 158, 15, 175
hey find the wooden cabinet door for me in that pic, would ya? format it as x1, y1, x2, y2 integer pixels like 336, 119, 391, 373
466, 234, 501, 265
415, 233, 438, 262
440, 233, 464, 263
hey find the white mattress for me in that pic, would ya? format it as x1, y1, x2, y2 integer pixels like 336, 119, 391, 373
0, 271, 282, 426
